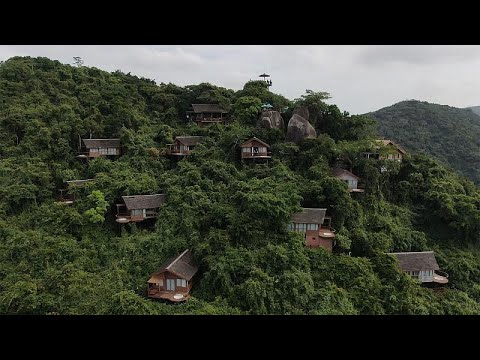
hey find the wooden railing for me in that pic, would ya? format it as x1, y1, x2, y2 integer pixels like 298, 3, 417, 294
434, 270, 449, 278
241, 152, 272, 158
195, 118, 225, 126
166, 145, 191, 155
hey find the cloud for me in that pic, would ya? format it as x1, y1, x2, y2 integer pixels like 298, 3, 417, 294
0, 45, 479, 114
357, 45, 480, 66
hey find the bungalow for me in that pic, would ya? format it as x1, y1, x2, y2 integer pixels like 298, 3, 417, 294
57, 179, 94, 204
240, 137, 271, 160
166, 136, 202, 156
186, 104, 228, 127
288, 208, 336, 251
388, 251, 449, 285
377, 139, 406, 161
330, 168, 364, 193
77, 139, 121, 158
147, 249, 198, 302
362, 139, 406, 162
115, 194, 166, 223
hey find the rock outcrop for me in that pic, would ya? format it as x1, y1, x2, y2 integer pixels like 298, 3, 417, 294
286, 114, 317, 143
258, 110, 285, 129
293, 106, 309, 121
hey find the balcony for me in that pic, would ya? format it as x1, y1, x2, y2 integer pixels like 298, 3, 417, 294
116, 211, 158, 223
318, 227, 336, 238
194, 117, 224, 124
432, 270, 449, 284
57, 193, 75, 205
147, 289, 191, 302
348, 187, 365, 193
241, 151, 272, 159
166, 145, 191, 156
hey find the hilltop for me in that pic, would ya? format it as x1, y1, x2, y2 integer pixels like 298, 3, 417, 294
467, 106, 480, 116
369, 100, 480, 184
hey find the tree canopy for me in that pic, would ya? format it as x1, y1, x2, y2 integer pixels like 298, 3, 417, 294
0, 56, 478, 315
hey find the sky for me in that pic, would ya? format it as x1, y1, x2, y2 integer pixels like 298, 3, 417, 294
1, 45, 479, 114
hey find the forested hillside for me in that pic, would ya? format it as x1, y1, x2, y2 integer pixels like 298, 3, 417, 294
369, 100, 480, 184
467, 106, 480, 116
0, 57, 479, 315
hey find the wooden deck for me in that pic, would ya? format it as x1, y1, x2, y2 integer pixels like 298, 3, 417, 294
318, 227, 336, 238
166, 149, 191, 156
195, 118, 224, 124
148, 290, 191, 302
349, 188, 365, 193
241, 152, 272, 159
432, 271, 449, 284
116, 213, 157, 223
76, 152, 101, 159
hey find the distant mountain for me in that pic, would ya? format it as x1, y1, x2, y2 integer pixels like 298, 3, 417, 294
368, 100, 480, 184
467, 106, 480, 117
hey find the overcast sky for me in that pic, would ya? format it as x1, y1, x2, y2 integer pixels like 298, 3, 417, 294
1, 45, 479, 114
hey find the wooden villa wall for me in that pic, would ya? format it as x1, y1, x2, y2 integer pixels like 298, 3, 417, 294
305, 231, 334, 251
334, 173, 358, 189
148, 271, 191, 292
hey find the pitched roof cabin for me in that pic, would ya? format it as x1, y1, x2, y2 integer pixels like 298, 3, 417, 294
240, 137, 272, 160
166, 136, 203, 156
57, 179, 94, 204
288, 208, 336, 251
78, 139, 121, 158
147, 249, 198, 302
116, 194, 166, 223
330, 168, 364, 193
187, 104, 228, 127
388, 251, 449, 285
362, 139, 406, 162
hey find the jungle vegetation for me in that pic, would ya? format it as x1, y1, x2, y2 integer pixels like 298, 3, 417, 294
0, 57, 479, 315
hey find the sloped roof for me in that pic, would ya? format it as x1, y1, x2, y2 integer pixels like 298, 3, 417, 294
376, 139, 407, 154
155, 249, 198, 281
175, 136, 203, 146
191, 104, 228, 114
291, 208, 327, 225
388, 251, 440, 272
240, 137, 271, 148
82, 139, 121, 149
122, 194, 166, 210
330, 168, 360, 180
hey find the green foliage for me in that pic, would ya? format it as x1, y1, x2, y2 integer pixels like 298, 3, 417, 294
83, 190, 108, 224
0, 57, 478, 315
370, 100, 480, 184
233, 96, 262, 126
294, 90, 375, 141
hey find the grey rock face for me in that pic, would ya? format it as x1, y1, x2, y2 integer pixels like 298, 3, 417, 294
258, 110, 284, 129
286, 114, 317, 143
293, 106, 309, 121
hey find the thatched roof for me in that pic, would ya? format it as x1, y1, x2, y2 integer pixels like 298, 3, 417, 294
82, 139, 121, 149
330, 168, 360, 180
191, 104, 228, 114
122, 194, 166, 210
240, 137, 271, 148
376, 139, 407, 154
388, 251, 440, 272
154, 249, 198, 281
175, 136, 203, 146
291, 208, 327, 224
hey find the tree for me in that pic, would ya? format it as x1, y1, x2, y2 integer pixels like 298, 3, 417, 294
73, 57, 84, 67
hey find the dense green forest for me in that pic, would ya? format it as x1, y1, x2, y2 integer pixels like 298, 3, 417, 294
467, 106, 480, 117
0, 56, 479, 315
368, 100, 480, 184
